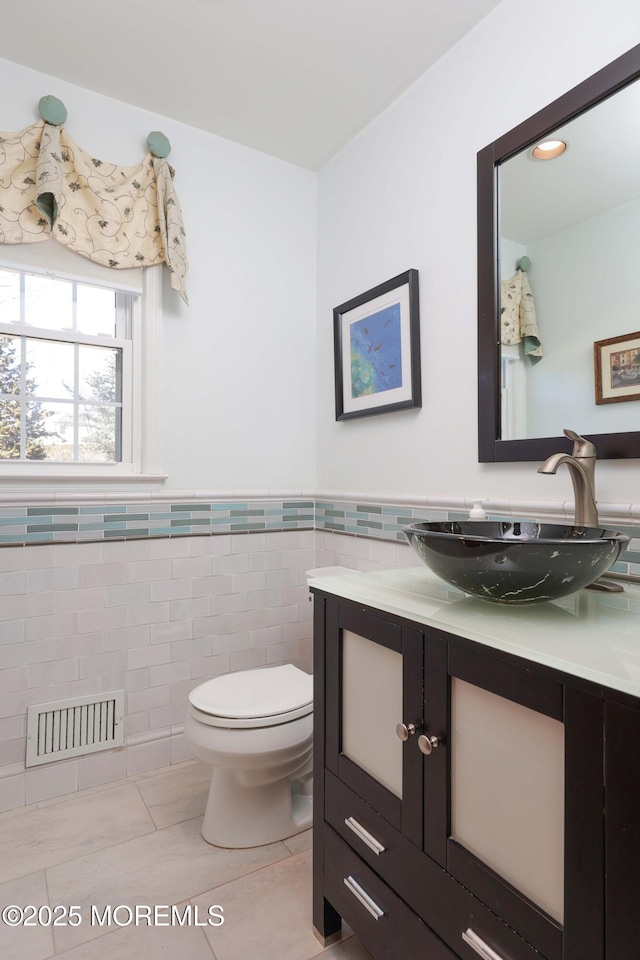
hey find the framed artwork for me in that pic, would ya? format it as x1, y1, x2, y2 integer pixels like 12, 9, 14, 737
594, 331, 640, 404
333, 269, 421, 421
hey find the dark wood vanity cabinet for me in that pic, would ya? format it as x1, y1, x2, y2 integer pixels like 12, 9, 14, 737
312, 589, 639, 960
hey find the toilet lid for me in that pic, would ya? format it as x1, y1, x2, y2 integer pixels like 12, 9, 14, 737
188, 664, 313, 720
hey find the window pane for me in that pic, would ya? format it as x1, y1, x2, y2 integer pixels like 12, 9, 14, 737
76, 285, 117, 337
79, 346, 119, 402
0, 269, 20, 325
0, 335, 21, 395
24, 274, 73, 330
25, 338, 74, 399
0, 400, 21, 458
27, 401, 71, 460
79, 404, 118, 462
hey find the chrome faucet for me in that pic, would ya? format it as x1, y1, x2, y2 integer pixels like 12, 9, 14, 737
537, 429, 599, 527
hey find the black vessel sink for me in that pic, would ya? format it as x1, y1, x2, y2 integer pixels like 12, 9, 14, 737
404, 521, 629, 604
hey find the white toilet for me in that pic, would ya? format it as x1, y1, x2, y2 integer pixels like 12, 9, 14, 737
184, 663, 313, 848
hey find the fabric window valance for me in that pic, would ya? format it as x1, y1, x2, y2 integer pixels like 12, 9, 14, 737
500, 268, 542, 364
0, 119, 188, 302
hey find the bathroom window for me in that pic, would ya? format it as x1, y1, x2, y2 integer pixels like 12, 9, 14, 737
0, 243, 162, 486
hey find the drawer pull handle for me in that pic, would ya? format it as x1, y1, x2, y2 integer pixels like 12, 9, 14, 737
462, 928, 506, 960
343, 875, 385, 921
344, 817, 386, 855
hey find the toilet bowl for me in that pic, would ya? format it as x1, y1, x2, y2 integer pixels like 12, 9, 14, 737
184, 663, 313, 848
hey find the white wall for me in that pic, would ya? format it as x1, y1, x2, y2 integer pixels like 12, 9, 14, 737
0, 56, 318, 494
526, 199, 640, 437
316, 0, 640, 506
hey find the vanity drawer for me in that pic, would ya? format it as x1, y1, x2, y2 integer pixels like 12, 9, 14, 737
323, 823, 456, 960
325, 771, 545, 960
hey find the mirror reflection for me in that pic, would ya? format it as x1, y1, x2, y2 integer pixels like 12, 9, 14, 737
498, 78, 640, 441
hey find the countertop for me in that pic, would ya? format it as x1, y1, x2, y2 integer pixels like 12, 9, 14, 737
307, 566, 640, 699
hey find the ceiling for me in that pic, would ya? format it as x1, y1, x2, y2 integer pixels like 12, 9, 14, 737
0, 0, 502, 170
500, 78, 640, 244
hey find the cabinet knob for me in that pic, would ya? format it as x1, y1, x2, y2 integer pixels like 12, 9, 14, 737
418, 734, 440, 755
396, 722, 416, 741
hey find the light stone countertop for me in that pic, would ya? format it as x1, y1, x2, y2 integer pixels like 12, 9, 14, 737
307, 566, 640, 700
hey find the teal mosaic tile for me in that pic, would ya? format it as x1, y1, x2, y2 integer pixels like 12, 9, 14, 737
27, 507, 79, 515
0, 532, 55, 543
27, 523, 79, 533
104, 528, 149, 538
170, 517, 212, 527
109, 514, 149, 522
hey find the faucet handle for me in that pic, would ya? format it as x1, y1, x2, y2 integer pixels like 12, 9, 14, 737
563, 429, 596, 459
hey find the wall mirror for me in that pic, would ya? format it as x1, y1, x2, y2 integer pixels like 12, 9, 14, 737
478, 43, 640, 461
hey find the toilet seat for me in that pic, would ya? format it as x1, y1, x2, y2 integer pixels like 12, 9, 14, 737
188, 664, 313, 729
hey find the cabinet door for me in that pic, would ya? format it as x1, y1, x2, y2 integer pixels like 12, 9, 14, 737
423, 633, 603, 960
325, 600, 423, 845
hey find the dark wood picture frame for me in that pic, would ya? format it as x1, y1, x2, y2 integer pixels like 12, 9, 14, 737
333, 269, 421, 421
594, 331, 640, 405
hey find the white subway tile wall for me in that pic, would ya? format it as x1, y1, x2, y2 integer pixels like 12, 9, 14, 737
0, 530, 318, 813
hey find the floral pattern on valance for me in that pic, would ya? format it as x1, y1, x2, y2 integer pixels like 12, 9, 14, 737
500, 268, 541, 364
0, 120, 188, 302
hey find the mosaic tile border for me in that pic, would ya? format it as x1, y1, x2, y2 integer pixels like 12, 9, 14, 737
0, 493, 639, 579
0, 499, 315, 545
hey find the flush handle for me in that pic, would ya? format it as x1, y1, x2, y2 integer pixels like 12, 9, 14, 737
343, 876, 384, 920
344, 817, 386, 855
462, 928, 507, 960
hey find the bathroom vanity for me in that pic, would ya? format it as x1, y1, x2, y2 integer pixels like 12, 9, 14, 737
309, 566, 640, 960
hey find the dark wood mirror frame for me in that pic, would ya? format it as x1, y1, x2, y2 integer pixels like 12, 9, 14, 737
477, 43, 640, 462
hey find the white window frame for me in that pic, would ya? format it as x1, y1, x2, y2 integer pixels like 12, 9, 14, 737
0, 243, 165, 490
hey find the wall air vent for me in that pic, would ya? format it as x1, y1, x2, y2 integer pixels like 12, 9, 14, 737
26, 691, 125, 767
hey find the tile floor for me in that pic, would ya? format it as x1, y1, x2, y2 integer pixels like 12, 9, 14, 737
0, 760, 373, 960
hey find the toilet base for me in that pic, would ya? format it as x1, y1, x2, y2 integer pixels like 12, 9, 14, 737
201, 768, 313, 848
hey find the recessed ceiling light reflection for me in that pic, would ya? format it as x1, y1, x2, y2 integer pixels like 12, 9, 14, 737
531, 139, 568, 160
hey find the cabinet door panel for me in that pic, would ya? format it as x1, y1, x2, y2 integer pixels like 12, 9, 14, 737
342, 627, 403, 796
427, 637, 566, 960
326, 600, 423, 843
450, 676, 565, 923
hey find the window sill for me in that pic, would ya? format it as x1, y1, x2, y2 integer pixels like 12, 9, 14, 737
0, 467, 167, 503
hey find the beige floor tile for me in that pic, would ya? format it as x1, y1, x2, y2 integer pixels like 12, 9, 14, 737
283, 827, 312, 855
136, 761, 210, 829
321, 936, 373, 959
47, 816, 290, 953
0, 871, 54, 960
193, 848, 324, 960
0, 783, 155, 885
50, 904, 215, 960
